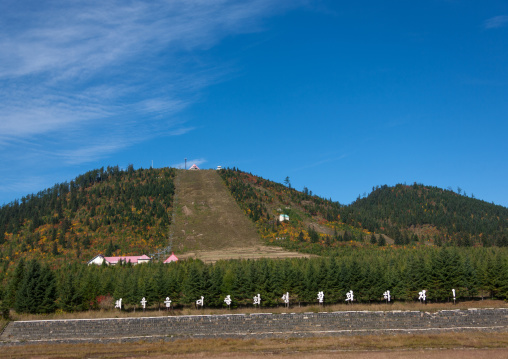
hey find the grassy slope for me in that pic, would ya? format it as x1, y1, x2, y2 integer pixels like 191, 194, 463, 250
171, 169, 310, 262
172, 169, 261, 251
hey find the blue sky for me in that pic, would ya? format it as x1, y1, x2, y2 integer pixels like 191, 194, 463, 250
1, 0, 507, 207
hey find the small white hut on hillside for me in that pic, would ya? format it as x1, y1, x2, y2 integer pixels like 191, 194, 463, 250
188, 164, 200, 170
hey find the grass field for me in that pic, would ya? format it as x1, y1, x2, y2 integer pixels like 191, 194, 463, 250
171, 170, 309, 262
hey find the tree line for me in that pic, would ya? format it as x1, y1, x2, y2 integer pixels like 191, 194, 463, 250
341, 183, 508, 246
2, 246, 508, 315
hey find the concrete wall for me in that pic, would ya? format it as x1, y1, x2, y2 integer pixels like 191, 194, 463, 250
2, 308, 508, 345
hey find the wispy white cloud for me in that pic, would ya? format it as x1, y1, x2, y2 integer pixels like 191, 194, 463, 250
0, 0, 303, 164
293, 154, 349, 172
484, 15, 508, 29
168, 127, 196, 136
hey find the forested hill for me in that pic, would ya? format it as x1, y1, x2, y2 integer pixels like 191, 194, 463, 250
1, 167, 508, 314
341, 184, 508, 247
1, 166, 507, 275
218, 169, 508, 253
0, 166, 176, 270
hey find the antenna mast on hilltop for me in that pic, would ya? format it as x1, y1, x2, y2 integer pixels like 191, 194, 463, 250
185, 158, 187, 170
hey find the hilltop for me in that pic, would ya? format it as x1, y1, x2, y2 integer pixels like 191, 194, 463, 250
342, 183, 508, 247
0, 167, 315, 271
0, 166, 176, 269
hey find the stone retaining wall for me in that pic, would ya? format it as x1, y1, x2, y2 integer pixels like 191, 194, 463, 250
2, 308, 508, 345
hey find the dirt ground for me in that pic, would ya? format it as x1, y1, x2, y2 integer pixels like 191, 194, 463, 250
162, 350, 508, 359
3, 345, 508, 359
132, 349, 508, 359
178, 245, 315, 263
3, 333, 508, 359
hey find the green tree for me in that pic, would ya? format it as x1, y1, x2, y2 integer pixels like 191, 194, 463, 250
15, 260, 56, 314
5, 258, 25, 308
59, 271, 82, 312
39, 265, 57, 313
183, 261, 204, 305
105, 240, 115, 257
284, 176, 291, 188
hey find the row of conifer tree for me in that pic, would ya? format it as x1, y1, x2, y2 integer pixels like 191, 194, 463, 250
2, 246, 508, 315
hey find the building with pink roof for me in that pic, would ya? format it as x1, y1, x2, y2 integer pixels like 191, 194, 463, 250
163, 252, 179, 263
88, 254, 152, 266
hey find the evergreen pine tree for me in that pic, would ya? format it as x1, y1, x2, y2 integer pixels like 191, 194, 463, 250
327, 257, 341, 302
59, 271, 81, 312
15, 260, 56, 313
39, 265, 57, 313
208, 265, 224, 307
5, 258, 25, 308
52, 241, 59, 256
105, 240, 114, 256
462, 256, 478, 299
232, 263, 249, 305
303, 262, 317, 303
183, 261, 203, 305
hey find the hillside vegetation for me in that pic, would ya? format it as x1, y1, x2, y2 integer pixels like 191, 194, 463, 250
342, 183, 508, 247
218, 168, 376, 255
218, 168, 508, 255
0, 166, 175, 271
1, 166, 507, 271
